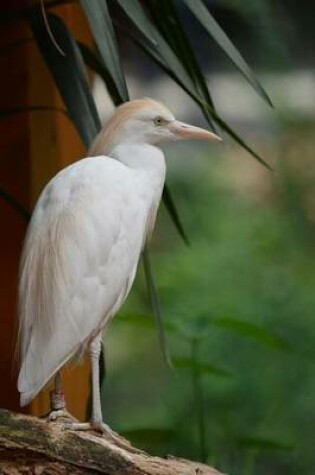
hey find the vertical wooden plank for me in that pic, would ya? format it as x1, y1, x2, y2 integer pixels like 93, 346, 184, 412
26, 3, 92, 419
0, 8, 31, 412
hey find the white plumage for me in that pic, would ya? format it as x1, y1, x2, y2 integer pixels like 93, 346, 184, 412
17, 98, 220, 430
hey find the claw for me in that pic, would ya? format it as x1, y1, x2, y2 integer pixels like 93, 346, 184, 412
62, 420, 143, 454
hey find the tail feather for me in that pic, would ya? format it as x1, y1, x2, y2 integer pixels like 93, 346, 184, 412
17, 338, 81, 408
20, 390, 38, 408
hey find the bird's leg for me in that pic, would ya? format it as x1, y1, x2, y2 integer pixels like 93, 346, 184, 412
68, 333, 110, 432
90, 332, 105, 427
67, 334, 135, 450
47, 372, 77, 422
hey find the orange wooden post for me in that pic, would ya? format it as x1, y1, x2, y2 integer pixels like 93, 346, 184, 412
0, 7, 30, 412
0, 2, 94, 420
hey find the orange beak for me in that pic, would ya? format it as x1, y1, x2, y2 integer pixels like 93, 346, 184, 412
170, 120, 222, 142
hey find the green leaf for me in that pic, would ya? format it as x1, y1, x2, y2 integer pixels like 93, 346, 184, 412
163, 185, 189, 246
125, 26, 206, 111
0, 188, 30, 222
213, 114, 273, 171
182, 0, 273, 107
212, 317, 292, 353
147, 0, 216, 130
142, 247, 173, 369
237, 436, 294, 451
78, 42, 123, 106
116, 0, 157, 46
115, 2, 205, 108
30, 11, 101, 148
173, 357, 231, 377
80, 0, 129, 103
118, 12, 270, 170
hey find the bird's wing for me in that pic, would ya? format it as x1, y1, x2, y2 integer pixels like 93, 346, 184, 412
18, 157, 148, 405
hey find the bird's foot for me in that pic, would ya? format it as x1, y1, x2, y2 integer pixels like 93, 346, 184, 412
47, 408, 78, 422
65, 420, 112, 433
63, 420, 142, 453
45, 389, 77, 423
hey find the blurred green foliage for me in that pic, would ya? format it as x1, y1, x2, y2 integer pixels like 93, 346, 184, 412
103, 122, 315, 475
2, 2, 313, 473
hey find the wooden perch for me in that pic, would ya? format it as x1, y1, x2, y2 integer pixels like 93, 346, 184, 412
0, 409, 224, 474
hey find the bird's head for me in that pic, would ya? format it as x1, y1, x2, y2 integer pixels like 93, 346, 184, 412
89, 98, 221, 156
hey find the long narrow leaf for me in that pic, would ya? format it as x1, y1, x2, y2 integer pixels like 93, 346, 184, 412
30, 11, 101, 147
117, 18, 270, 170
173, 357, 231, 377
147, 0, 216, 130
182, 0, 273, 107
237, 436, 294, 451
80, 0, 129, 103
114, 2, 205, 108
213, 114, 273, 170
115, 0, 157, 46
0, 188, 30, 221
163, 185, 189, 245
212, 317, 292, 352
78, 42, 123, 106
142, 247, 173, 369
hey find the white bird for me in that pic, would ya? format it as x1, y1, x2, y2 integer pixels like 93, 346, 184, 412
18, 98, 220, 433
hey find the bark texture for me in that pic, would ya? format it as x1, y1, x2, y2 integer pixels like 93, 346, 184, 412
0, 409, 224, 474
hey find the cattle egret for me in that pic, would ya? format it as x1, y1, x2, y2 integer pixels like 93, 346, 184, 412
18, 98, 221, 433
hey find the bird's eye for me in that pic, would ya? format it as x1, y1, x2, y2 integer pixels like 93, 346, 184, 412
154, 116, 165, 126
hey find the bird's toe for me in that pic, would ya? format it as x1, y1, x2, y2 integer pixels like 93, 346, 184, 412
46, 409, 78, 423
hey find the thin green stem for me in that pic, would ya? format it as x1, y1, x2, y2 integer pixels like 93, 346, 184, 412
191, 338, 207, 462
242, 449, 259, 475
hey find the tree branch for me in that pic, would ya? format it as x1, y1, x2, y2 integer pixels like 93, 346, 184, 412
0, 409, 224, 474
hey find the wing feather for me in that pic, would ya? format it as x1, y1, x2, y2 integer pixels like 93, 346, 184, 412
18, 157, 147, 405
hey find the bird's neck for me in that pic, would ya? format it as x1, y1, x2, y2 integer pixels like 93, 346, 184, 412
110, 143, 166, 176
